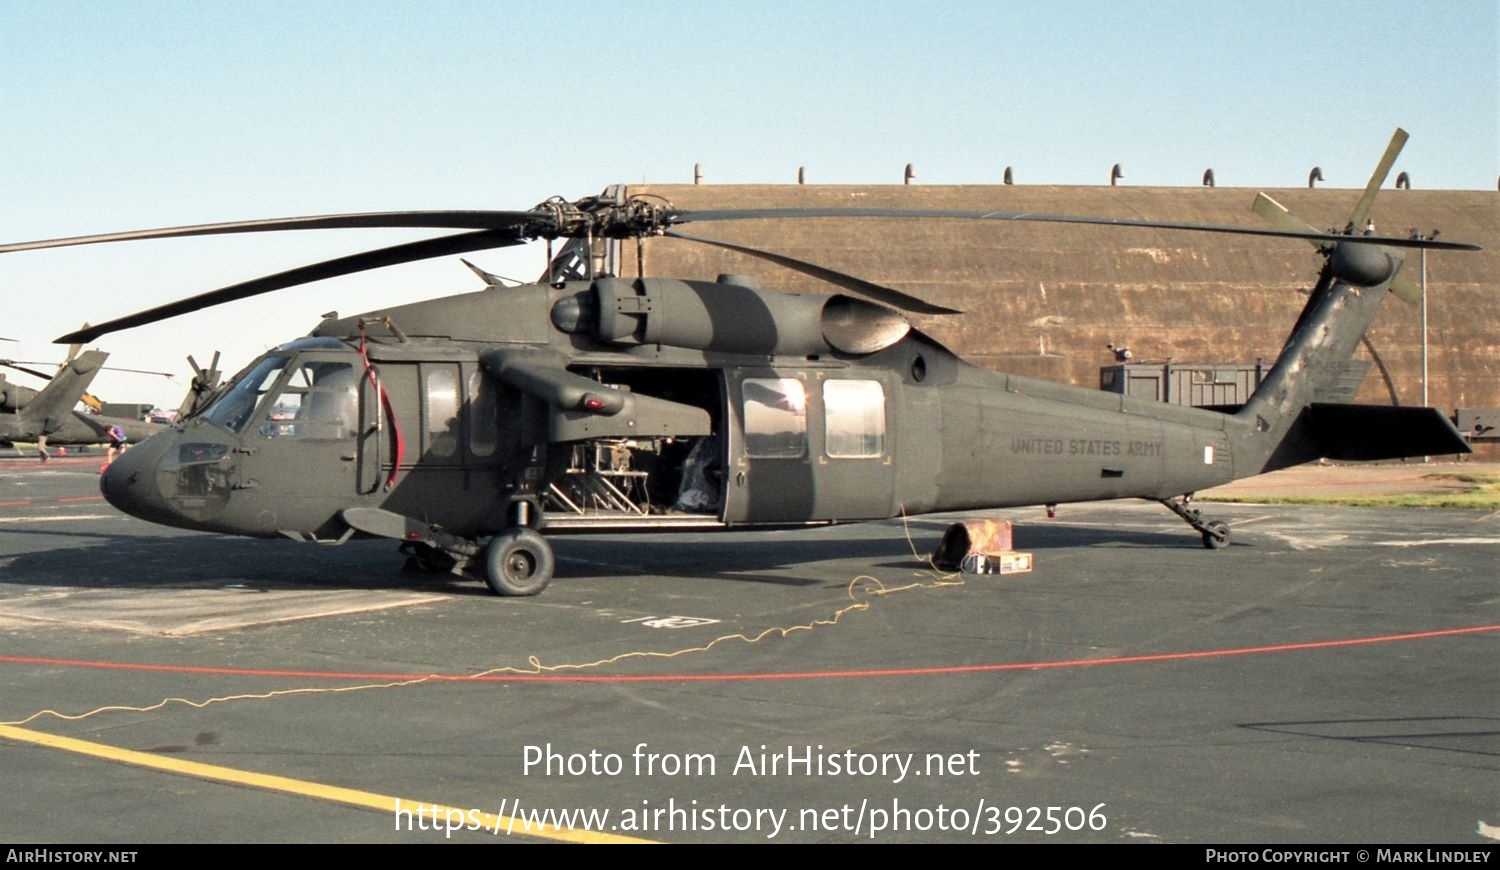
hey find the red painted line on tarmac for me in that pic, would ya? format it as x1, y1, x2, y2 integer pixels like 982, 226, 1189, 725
0, 495, 104, 508
2, 624, 1495, 684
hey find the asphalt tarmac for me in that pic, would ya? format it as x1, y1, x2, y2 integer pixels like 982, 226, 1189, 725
1, 455, 1496, 844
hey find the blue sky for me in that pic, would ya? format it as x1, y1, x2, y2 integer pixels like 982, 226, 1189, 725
2, 1, 1495, 409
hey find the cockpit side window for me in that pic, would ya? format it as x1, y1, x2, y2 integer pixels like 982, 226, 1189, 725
257, 361, 358, 440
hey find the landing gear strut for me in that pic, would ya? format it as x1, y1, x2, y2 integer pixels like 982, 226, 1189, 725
1158, 494, 1231, 549
400, 541, 459, 574
484, 527, 556, 596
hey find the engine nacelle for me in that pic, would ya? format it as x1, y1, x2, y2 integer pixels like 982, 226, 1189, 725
558, 276, 910, 356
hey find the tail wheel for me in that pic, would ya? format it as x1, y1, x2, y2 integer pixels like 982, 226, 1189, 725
1201, 521, 1230, 550
484, 527, 555, 596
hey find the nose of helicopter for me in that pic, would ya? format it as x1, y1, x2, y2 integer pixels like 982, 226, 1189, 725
99, 433, 179, 525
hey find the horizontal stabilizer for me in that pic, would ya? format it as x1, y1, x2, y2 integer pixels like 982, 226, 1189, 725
1306, 404, 1471, 461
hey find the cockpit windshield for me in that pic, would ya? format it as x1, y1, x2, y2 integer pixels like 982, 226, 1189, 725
201, 355, 290, 433
199, 353, 360, 439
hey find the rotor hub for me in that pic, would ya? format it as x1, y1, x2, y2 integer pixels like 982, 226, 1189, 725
527, 195, 673, 240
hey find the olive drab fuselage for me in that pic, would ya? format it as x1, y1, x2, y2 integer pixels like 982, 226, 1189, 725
99, 276, 1252, 545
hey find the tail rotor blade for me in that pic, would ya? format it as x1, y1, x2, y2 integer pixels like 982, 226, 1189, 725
1388, 273, 1422, 305
1252, 193, 1324, 239
1254, 183, 1422, 306
1347, 128, 1408, 234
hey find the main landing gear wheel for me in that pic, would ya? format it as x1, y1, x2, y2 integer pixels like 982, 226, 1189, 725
1201, 520, 1230, 550
484, 527, 555, 596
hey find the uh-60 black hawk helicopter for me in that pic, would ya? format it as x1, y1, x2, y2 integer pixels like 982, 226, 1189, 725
0, 129, 1477, 596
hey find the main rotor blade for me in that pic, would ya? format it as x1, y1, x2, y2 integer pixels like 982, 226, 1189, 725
668, 207, 1479, 252
1347, 128, 1408, 234
1, 211, 545, 255
55, 228, 524, 344
661, 229, 962, 315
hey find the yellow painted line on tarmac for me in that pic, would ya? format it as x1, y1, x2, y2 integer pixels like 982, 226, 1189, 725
0, 724, 655, 844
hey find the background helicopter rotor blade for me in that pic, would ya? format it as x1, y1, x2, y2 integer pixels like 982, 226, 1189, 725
100, 365, 175, 378
187, 350, 222, 384
0, 360, 60, 381
661, 229, 962, 315
54, 228, 527, 344
666, 206, 1478, 252
1, 359, 172, 379
63, 324, 89, 365
179, 351, 225, 418
0, 210, 547, 255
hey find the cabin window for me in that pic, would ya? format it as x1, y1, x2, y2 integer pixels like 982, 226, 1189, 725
823, 379, 885, 458
425, 366, 460, 458
742, 377, 806, 458
257, 361, 357, 440
468, 370, 497, 458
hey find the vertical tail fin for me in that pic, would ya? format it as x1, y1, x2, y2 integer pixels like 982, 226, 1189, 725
21, 350, 108, 434
1234, 263, 1398, 472
1233, 264, 1471, 470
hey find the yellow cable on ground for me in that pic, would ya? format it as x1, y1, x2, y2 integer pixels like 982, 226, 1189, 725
5, 513, 988, 727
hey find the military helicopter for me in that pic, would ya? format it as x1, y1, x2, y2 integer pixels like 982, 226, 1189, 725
0, 352, 167, 454
0, 130, 1477, 595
